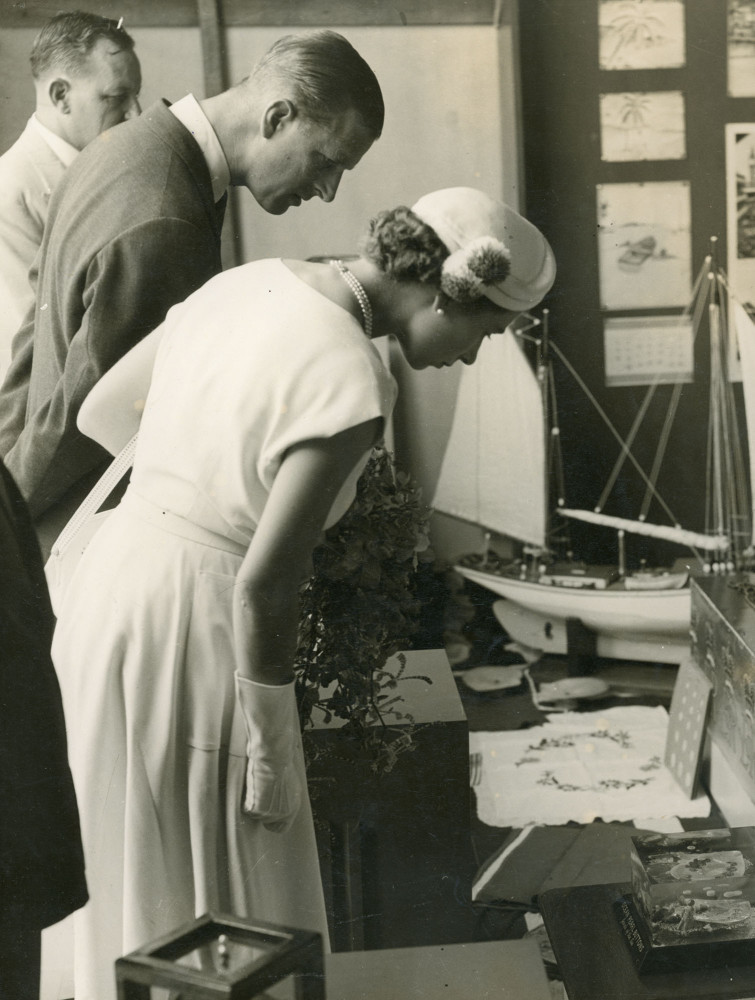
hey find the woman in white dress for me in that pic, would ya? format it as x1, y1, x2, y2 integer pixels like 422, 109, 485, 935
51, 187, 555, 999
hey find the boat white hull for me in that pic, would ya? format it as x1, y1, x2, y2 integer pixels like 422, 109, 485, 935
455, 565, 691, 664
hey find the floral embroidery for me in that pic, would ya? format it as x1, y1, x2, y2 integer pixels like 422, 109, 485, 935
640, 755, 662, 772
516, 727, 634, 766
537, 769, 654, 793
515, 756, 542, 768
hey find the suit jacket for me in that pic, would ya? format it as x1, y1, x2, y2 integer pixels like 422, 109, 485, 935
0, 120, 68, 383
0, 101, 226, 519
0, 458, 87, 930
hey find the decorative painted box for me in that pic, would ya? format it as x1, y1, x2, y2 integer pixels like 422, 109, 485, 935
615, 827, 755, 972
690, 576, 755, 803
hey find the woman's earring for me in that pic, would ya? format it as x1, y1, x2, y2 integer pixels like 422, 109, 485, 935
435, 306, 445, 315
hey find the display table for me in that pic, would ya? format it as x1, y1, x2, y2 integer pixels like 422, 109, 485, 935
307, 648, 472, 952
325, 938, 551, 1000
540, 882, 755, 1000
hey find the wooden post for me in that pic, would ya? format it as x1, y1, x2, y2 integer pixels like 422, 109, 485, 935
196, 0, 242, 267
196, 0, 225, 97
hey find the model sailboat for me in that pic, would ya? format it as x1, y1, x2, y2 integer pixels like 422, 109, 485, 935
434, 253, 755, 664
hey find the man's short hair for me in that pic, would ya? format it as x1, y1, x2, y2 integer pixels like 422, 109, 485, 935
30, 10, 136, 80
252, 30, 384, 140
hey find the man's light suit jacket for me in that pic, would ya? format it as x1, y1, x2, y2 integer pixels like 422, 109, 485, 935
0, 120, 67, 381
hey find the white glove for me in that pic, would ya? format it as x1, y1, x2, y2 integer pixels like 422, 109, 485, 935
234, 672, 302, 833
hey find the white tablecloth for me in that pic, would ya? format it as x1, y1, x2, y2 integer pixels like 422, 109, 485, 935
470, 706, 711, 827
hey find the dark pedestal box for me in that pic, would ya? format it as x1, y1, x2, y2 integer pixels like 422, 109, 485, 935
306, 649, 472, 952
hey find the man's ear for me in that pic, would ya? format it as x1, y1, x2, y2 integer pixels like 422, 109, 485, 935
261, 99, 296, 139
48, 78, 71, 113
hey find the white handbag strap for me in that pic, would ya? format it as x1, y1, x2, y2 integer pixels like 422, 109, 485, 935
51, 434, 138, 556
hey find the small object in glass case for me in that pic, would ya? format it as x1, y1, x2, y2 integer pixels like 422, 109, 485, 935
115, 911, 325, 998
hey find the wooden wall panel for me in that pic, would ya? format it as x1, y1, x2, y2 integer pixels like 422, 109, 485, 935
0, 0, 503, 29
0, 1, 197, 28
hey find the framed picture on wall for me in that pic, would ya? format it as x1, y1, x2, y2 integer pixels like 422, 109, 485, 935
597, 181, 692, 310
726, 124, 755, 301
728, 0, 755, 97
598, 0, 685, 70
726, 123, 755, 380
600, 91, 686, 161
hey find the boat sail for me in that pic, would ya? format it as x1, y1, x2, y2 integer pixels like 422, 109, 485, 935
433, 256, 755, 664
432, 320, 547, 549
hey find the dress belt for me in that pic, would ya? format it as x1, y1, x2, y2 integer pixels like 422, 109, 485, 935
121, 490, 249, 557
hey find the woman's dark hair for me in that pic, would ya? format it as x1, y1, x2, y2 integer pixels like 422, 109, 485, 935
252, 30, 384, 139
30, 10, 135, 80
360, 206, 449, 286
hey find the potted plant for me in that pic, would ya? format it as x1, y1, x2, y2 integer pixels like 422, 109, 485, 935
294, 445, 433, 777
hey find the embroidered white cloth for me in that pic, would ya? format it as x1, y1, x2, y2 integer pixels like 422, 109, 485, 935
470, 705, 711, 827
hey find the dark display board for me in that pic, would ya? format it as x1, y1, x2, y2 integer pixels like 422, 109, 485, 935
519, 0, 755, 568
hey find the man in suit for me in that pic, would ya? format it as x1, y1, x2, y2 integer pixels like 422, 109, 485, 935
0, 456, 87, 1000
0, 29, 383, 557
0, 11, 141, 380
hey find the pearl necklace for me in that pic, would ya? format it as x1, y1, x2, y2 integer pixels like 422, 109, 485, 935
330, 259, 373, 339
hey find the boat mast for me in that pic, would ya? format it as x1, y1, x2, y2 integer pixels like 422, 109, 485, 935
707, 238, 726, 569
703, 235, 753, 572
538, 309, 550, 555
534, 308, 570, 562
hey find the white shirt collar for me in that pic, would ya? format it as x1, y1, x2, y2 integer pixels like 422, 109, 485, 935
168, 94, 230, 203
30, 114, 79, 167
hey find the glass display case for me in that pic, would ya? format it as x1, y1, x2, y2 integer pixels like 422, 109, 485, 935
115, 912, 324, 999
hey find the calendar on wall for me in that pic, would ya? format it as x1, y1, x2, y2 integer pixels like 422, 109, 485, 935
603, 314, 693, 387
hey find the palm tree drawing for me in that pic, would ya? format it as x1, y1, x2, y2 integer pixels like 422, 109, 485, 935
602, 1, 669, 68
618, 92, 652, 153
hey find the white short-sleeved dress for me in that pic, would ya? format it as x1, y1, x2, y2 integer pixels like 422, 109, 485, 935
51, 259, 398, 1000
